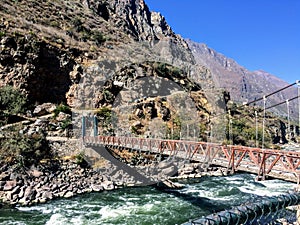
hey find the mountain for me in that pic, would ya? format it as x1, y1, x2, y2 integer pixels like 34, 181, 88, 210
0, 0, 208, 106
186, 40, 298, 121
0, 0, 214, 141
0, 0, 297, 143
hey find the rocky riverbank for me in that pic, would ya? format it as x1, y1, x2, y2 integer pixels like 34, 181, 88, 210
0, 155, 227, 208
0, 159, 116, 207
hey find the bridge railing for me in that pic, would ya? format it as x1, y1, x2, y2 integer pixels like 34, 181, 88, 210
83, 135, 300, 182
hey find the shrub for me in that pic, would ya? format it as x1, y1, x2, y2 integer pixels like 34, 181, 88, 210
0, 86, 27, 125
92, 31, 106, 46
0, 31, 5, 38
96, 107, 111, 119
60, 118, 72, 130
0, 128, 51, 168
0, 86, 27, 115
72, 18, 84, 32
75, 152, 89, 168
53, 104, 72, 118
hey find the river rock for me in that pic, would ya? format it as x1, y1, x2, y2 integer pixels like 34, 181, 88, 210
30, 169, 43, 178
24, 186, 37, 201
42, 191, 54, 200
102, 181, 114, 191
0, 159, 128, 206
161, 165, 178, 177
3, 180, 17, 191
180, 164, 195, 175
5, 191, 13, 201
18, 186, 26, 199
91, 184, 103, 192
33, 103, 57, 116
11, 186, 20, 195
0, 172, 10, 181
0, 181, 5, 190
64, 191, 74, 198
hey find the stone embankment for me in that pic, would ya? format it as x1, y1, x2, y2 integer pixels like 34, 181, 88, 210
0, 160, 115, 207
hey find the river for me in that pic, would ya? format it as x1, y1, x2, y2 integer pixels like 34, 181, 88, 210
0, 173, 297, 225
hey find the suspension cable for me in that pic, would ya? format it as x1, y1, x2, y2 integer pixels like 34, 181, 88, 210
262, 96, 266, 149
286, 99, 291, 139
245, 82, 297, 106
265, 95, 299, 110
209, 81, 298, 119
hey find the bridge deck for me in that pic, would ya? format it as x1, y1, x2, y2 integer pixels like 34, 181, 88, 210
84, 136, 300, 183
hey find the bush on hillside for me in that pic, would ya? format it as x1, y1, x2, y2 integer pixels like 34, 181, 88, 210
0, 86, 28, 125
53, 104, 72, 118
0, 127, 52, 169
0, 86, 27, 115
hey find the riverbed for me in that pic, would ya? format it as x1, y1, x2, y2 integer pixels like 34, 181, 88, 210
0, 173, 297, 225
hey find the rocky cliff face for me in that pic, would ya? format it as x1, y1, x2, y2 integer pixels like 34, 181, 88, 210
187, 40, 298, 121
84, 0, 178, 41
0, 0, 206, 106
1, 0, 296, 145
0, 0, 214, 143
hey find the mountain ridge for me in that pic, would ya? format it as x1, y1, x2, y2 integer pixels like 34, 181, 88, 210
186, 39, 298, 121
0, 0, 298, 144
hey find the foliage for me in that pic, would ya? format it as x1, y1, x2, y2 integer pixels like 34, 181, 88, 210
71, 18, 84, 32
92, 31, 106, 46
50, 21, 60, 28
154, 62, 167, 75
70, 17, 106, 45
153, 62, 182, 78
96, 107, 112, 120
75, 151, 89, 168
53, 104, 72, 118
0, 31, 6, 38
225, 116, 271, 147
60, 118, 72, 130
169, 116, 182, 140
0, 86, 28, 125
96, 107, 114, 135
130, 126, 138, 135
0, 86, 27, 115
0, 128, 51, 168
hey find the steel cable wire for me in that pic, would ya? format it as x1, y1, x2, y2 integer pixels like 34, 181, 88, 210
185, 192, 300, 225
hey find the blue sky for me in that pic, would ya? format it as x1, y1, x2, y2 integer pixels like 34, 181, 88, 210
145, 0, 300, 84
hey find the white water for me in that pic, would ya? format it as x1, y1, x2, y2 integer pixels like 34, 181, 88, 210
1, 173, 297, 225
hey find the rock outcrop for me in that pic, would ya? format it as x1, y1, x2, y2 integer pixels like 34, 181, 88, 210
0, 0, 210, 112
85, 0, 180, 41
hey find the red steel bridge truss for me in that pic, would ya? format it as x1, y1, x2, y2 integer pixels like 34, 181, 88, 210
84, 135, 300, 183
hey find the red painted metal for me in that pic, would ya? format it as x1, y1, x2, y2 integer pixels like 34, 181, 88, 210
84, 136, 300, 182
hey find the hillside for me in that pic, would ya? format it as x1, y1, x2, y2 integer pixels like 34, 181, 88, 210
186, 40, 299, 121
0, 0, 214, 165
0, 0, 213, 106
1, 0, 300, 208
0, 0, 298, 152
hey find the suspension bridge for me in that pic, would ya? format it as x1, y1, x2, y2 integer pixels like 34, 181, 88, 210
82, 80, 300, 182
81, 80, 300, 224
84, 135, 300, 183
